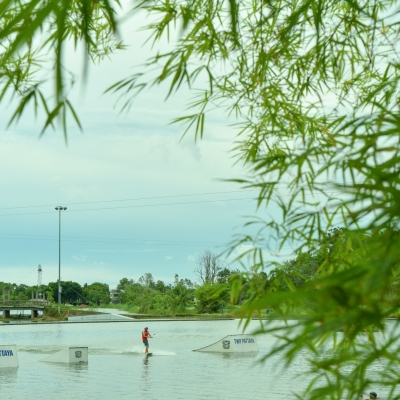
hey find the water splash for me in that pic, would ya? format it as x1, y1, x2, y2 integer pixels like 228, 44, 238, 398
151, 350, 176, 356
16, 345, 176, 356
122, 346, 176, 356
18, 346, 63, 354
122, 346, 146, 355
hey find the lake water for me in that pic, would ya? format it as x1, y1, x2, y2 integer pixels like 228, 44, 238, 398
0, 318, 392, 399
0, 319, 310, 399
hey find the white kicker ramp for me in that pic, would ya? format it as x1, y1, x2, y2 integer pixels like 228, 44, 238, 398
193, 334, 258, 353
0, 345, 19, 368
40, 347, 88, 363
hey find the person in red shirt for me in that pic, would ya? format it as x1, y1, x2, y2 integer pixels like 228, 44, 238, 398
142, 327, 153, 354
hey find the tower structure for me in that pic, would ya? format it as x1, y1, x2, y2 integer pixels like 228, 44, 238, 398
37, 265, 42, 300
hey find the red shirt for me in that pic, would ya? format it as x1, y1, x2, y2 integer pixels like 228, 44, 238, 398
142, 330, 150, 341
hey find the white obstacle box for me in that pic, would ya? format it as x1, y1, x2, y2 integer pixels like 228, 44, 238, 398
0, 345, 19, 368
193, 334, 258, 353
40, 347, 88, 363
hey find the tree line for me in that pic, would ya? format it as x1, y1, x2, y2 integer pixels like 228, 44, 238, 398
3, 231, 397, 316
0, 281, 110, 306
0, 250, 266, 314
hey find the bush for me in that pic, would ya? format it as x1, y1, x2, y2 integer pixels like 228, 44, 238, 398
194, 283, 229, 313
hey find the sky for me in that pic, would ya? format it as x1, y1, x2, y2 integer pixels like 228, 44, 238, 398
0, 9, 287, 289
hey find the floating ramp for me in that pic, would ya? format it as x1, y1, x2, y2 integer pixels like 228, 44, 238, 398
0, 345, 19, 368
40, 347, 88, 363
193, 334, 258, 353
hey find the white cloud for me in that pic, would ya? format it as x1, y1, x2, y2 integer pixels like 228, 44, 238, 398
180, 140, 202, 163
164, 256, 172, 260
72, 255, 88, 262
187, 254, 196, 262
233, 244, 254, 258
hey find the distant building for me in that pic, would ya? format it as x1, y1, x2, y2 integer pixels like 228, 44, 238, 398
110, 289, 119, 304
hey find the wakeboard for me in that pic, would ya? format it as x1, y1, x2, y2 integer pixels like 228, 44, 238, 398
146, 353, 153, 356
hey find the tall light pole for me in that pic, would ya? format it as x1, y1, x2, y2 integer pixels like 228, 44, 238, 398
55, 206, 67, 314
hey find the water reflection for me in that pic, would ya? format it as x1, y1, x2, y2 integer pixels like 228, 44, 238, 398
66, 363, 89, 374
141, 355, 151, 394
0, 367, 18, 387
197, 351, 259, 362
142, 355, 150, 377
44, 362, 89, 374
219, 352, 258, 360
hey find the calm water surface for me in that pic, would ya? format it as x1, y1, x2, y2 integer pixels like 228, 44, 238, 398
0, 319, 391, 399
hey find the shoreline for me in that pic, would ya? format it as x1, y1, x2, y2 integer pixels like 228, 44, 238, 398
0, 317, 242, 326
0, 308, 247, 325
0, 317, 397, 326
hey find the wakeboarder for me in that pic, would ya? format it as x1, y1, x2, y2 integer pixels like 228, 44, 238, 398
142, 327, 153, 354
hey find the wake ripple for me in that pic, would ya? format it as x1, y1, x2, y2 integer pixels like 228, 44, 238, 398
121, 346, 176, 356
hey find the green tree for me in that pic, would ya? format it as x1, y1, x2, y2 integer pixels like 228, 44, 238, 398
14, 284, 29, 296
48, 281, 83, 304
278, 228, 368, 290
154, 279, 168, 294
3, 1, 400, 398
138, 273, 155, 289
0, 282, 30, 301
118, 274, 194, 314
0, 282, 14, 296
19, 285, 37, 300
83, 282, 110, 305
216, 268, 240, 284
173, 274, 194, 289
46, 289, 54, 303
170, 274, 194, 312
117, 277, 134, 292
172, 285, 194, 313
194, 282, 229, 313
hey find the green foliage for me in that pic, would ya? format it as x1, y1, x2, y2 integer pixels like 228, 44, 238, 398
194, 282, 229, 313
117, 277, 134, 291
217, 268, 239, 284
0, 282, 15, 294
138, 273, 156, 288
46, 289, 54, 303
118, 282, 143, 305
83, 282, 110, 305
0, 0, 122, 140
48, 280, 83, 304
126, 1, 400, 395
22, 286, 37, 299
170, 276, 194, 312
0, 281, 48, 301
278, 228, 354, 290
5, 283, 30, 300
3, 0, 400, 397
118, 273, 194, 314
